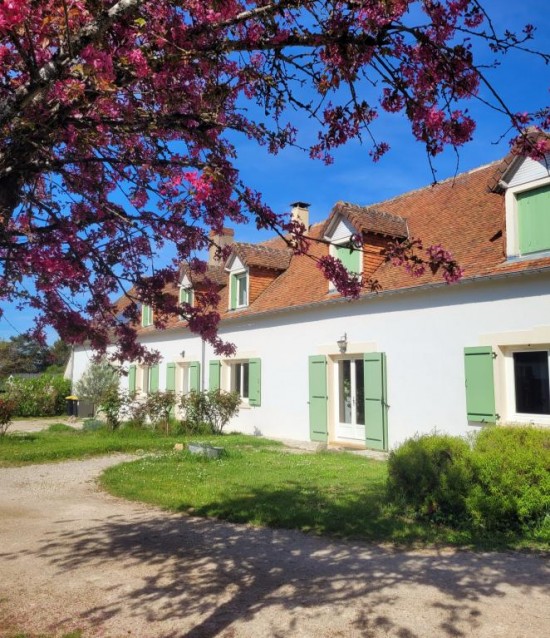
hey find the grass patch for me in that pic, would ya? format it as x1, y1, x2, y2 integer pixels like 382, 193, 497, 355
0, 428, 278, 467
101, 447, 548, 550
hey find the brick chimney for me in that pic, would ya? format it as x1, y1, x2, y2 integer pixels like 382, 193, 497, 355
209, 228, 235, 264
290, 201, 310, 229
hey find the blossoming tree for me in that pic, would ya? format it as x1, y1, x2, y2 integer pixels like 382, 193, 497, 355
0, 0, 548, 360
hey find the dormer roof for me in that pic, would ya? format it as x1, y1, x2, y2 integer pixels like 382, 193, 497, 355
179, 263, 226, 287
323, 201, 409, 239
488, 130, 550, 192
228, 242, 293, 271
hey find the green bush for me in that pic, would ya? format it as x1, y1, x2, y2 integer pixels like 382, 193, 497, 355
179, 389, 240, 434
6, 374, 71, 416
388, 426, 550, 538
387, 433, 474, 523
466, 426, 550, 533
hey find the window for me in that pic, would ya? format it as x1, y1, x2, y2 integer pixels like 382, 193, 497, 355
136, 364, 159, 394
232, 362, 250, 399
464, 345, 550, 425
230, 271, 248, 309
209, 358, 261, 405
179, 286, 193, 306
141, 304, 153, 327
512, 351, 550, 416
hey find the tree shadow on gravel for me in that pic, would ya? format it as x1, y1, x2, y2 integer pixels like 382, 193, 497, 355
26, 486, 550, 638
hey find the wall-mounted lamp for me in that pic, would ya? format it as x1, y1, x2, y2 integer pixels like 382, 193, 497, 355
337, 333, 347, 354
180, 350, 186, 359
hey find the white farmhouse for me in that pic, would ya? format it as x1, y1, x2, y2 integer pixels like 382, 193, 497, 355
71, 148, 550, 450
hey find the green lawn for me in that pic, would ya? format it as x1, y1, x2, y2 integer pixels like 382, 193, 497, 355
100, 445, 547, 549
0, 425, 277, 466
1, 427, 546, 549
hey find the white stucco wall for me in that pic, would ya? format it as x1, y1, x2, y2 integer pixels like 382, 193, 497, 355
71, 270, 550, 449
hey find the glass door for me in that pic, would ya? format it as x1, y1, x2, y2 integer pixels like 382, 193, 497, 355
335, 358, 365, 442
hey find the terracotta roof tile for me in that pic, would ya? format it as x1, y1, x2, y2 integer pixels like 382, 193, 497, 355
130, 157, 550, 335
180, 263, 226, 287
231, 242, 292, 271
327, 201, 408, 238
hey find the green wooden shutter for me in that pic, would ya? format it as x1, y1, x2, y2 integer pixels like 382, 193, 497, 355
336, 244, 361, 274
166, 363, 176, 391
189, 361, 201, 391
517, 184, 550, 255
149, 364, 159, 393
464, 346, 497, 422
364, 352, 388, 451
249, 358, 261, 406
309, 355, 328, 442
128, 365, 136, 393
230, 274, 237, 309
209, 360, 221, 390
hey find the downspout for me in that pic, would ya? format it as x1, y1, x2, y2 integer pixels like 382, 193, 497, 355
201, 338, 206, 391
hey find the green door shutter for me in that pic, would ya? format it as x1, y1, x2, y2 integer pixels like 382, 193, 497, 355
128, 365, 136, 393
464, 346, 497, 422
517, 184, 550, 255
189, 361, 201, 391
363, 352, 388, 451
209, 360, 221, 390
149, 364, 159, 393
249, 358, 261, 406
166, 363, 176, 391
309, 355, 328, 442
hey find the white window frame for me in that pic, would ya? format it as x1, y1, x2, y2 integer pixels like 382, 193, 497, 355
136, 365, 149, 395
504, 174, 550, 258
230, 360, 250, 401
233, 270, 249, 309
504, 347, 550, 425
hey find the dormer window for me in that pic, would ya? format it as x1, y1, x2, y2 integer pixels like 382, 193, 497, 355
141, 304, 153, 327
502, 152, 550, 258
179, 275, 194, 307
225, 254, 249, 310
323, 214, 363, 291
231, 271, 248, 309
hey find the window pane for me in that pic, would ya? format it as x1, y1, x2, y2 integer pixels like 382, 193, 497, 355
339, 360, 352, 423
243, 363, 249, 399
234, 363, 242, 395
355, 360, 365, 425
237, 274, 247, 306
514, 351, 550, 415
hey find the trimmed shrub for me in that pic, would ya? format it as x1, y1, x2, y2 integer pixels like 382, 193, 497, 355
6, 374, 71, 416
387, 433, 474, 523
466, 426, 550, 533
179, 389, 240, 434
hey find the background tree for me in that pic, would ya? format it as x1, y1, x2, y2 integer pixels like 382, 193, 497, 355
0, 1, 547, 361
0, 334, 50, 377
75, 360, 120, 414
0, 335, 70, 378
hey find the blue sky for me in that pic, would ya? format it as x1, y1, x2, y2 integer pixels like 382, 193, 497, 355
1, 0, 548, 342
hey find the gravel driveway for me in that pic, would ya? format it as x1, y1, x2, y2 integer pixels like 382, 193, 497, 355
0, 455, 548, 638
